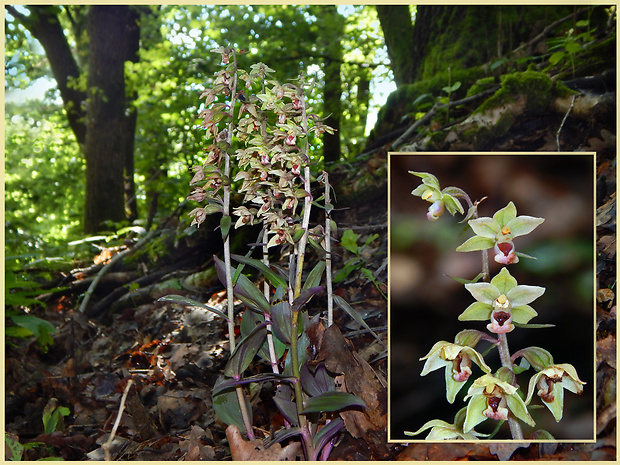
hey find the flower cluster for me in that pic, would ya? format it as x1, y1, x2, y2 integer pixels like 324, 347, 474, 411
407, 170, 585, 441
188, 46, 334, 247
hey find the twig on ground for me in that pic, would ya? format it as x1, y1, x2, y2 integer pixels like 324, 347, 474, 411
556, 94, 577, 151
103, 379, 133, 461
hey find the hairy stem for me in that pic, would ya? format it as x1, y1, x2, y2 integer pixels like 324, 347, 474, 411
323, 172, 334, 327
222, 49, 253, 439
262, 229, 281, 375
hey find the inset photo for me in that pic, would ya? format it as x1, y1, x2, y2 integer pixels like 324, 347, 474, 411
388, 153, 595, 442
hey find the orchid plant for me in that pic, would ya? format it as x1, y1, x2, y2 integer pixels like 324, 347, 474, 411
405, 171, 585, 441
163, 46, 366, 460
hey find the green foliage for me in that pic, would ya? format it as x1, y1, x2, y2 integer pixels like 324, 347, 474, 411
5, 259, 59, 351
547, 20, 594, 77
334, 230, 382, 291
5, 101, 85, 257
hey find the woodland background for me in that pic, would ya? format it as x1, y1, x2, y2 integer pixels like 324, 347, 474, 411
5, 4, 616, 461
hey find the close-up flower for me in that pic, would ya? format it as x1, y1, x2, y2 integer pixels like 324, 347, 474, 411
525, 364, 585, 422
456, 201, 544, 264
419, 340, 491, 403
459, 267, 545, 334
409, 171, 465, 221
463, 373, 535, 433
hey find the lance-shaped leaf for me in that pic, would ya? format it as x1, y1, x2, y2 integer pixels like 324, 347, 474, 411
313, 417, 344, 453
333, 295, 384, 346
157, 295, 229, 321
301, 362, 334, 397
283, 331, 311, 377
212, 376, 252, 434
241, 310, 286, 362
292, 286, 324, 311
224, 322, 267, 378
273, 395, 299, 427
214, 255, 271, 314
301, 391, 366, 414
220, 215, 232, 241
303, 260, 325, 291
212, 373, 296, 396
270, 301, 293, 344
231, 253, 288, 290
265, 426, 302, 447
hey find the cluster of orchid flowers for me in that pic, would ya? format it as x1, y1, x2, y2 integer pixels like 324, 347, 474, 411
188, 46, 333, 247
406, 171, 585, 440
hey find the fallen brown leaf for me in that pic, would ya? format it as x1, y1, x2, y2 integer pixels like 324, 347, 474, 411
225, 424, 302, 461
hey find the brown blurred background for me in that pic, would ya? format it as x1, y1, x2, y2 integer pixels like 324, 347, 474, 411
389, 153, 594, 441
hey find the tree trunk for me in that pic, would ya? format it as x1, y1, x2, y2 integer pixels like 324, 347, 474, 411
84, 6, 137, 233
322, 55, 342, 165
124, 7, 141, 221
318, 5, 345, 165
376, 5, 416, 86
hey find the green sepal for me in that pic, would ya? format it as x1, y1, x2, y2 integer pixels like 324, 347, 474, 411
458, 301, 492, 321
465, 282, 500, 304
445, 365, 467, 404
505, 392, 536, 426
490, 267, 518, 294
456, 235, 495, 252
468, 217, 500, 238
507, 215, 545, 238
506, 285, 545, 306
493, 201, 517, 226
463, 393, 488, 433
511, 304, 538, 324
442, 193, 465, 215
409, 171, 440, 190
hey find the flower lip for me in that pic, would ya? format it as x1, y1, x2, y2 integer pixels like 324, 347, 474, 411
487, 310, 514, 334
427, 200, 445, 221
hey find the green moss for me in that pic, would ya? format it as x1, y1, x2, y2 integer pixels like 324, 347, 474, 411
476, 70, 575, 114
461, 109, 517, 149
466, 76, 496, 98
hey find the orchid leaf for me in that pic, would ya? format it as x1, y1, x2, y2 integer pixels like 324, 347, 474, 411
301, 391, 365, 414
224, 322, 267, 378
333, 295, 384, 346
157, 294, 229, 321
231, 253, 288, 289
313, 417, 344, 453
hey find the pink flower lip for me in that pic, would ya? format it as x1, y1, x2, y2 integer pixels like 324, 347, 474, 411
494, 241, 518, 264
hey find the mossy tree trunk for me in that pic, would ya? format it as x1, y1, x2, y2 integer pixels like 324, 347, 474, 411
378, 6, 575, 86
376, 5, 416, 87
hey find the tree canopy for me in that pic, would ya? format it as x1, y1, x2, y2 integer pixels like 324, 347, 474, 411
5, 5, 390, 252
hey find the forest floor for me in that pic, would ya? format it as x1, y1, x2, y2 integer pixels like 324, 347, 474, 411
5, 75, 616, 461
